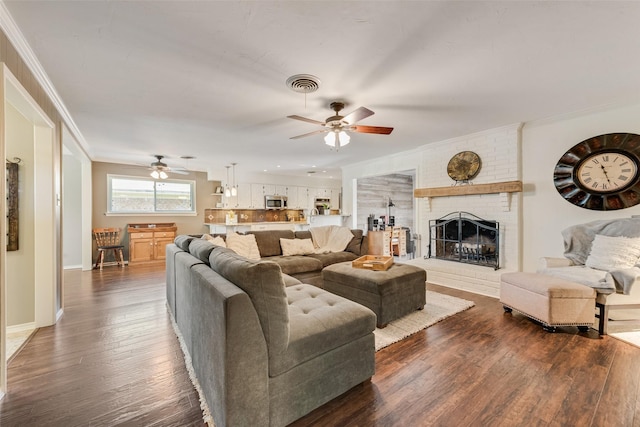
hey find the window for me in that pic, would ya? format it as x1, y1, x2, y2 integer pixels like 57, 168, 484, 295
107, 175, 196, 214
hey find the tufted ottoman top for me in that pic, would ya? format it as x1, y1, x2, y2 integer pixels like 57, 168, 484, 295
322, 261, 426, 296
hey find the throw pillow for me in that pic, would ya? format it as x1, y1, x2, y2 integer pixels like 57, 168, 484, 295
225, 232, 261, 260
280, 238, 315, 256
202, 233, 226, 247
585, 234, 640, 271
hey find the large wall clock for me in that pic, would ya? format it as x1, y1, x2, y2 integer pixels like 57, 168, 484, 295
553, 132, 640, 210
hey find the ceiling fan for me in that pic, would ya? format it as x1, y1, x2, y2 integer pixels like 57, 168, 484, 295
287, 101, 394, 148
148, 155, 188, 179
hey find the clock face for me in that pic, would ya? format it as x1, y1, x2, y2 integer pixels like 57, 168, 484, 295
576, 151, 638, 193
554, 133, 640, 210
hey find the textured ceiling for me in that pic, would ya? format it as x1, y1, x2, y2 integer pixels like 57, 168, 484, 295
4, 1, 640, 179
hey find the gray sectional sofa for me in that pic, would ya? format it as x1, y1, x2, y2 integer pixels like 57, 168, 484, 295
166, 235, 376, 427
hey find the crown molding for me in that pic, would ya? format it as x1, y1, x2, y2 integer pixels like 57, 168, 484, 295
0, 2, 91, 158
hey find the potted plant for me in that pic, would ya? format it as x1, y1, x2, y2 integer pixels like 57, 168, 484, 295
322, 203, 331, 215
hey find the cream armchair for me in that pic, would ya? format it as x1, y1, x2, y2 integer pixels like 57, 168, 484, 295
537, 217, 640, 335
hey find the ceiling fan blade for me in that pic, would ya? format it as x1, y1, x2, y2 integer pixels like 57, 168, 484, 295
287, 115, 325, 126
290, 129, 327, 140
353, 125, 394, 135
342, 107, 374, 125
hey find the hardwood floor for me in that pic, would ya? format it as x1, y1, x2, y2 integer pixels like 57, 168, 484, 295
2, 266, 640, 426
0, 265, 206, 427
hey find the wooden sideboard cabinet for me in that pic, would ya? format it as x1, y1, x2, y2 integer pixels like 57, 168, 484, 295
127, 223, 177, 265
367, 230, 392, 256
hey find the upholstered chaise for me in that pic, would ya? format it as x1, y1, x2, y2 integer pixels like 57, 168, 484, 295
167, 236, 376, 427
537, 217, 640, 334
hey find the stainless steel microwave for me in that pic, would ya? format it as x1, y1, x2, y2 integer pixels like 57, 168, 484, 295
265, 195, 287, 210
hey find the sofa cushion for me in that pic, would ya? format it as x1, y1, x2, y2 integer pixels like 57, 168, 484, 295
175, 235, 195, 251
282, 273, 302, 287
262, 255, 323, 275
280, 238, 315, 256
307, 251, 358, 267
345, 230, 363, 255
269, 284, 375, 376
226, 232, 261, 260
189, 238, 216, 263
249, 230, 295, 257
294, 231, 312, 240
208, 247, 290, 356
202, 233, 227, 247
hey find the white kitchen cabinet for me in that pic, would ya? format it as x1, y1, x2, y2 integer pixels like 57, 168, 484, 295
250, 184, 265, 208
286, 186, 299, 208
236, 183, 252, 208
297, 187, 311, 209
275, 185, 287, 196
262, 184, 276, 196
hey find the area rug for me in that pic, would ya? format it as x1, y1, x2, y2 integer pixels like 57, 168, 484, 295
595, 309, 640, 349
374, 290, 475, 351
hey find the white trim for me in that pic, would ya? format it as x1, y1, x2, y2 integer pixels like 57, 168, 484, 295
0, 2, 91, 158
6, 322, 35, 334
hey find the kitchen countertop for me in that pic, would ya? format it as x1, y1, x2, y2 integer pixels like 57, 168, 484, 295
204, 220, 309, 226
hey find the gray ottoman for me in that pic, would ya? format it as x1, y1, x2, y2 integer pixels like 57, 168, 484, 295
322, 261, 427, 328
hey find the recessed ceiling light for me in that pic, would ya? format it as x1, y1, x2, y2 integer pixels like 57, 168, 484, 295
322, 170, 327, 173
277, 165, 281, 168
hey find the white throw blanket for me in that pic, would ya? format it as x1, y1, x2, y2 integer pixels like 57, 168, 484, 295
310, 226, 354, 254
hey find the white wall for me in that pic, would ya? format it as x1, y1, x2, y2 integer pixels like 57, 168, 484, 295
62, 152, 82, 268
522, 102, 640, 272
5, 102, 35, 326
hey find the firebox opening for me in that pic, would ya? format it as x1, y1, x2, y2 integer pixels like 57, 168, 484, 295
428, 211, 500, 270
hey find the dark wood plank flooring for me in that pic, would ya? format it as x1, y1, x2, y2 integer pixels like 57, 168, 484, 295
2, 266, 640, 426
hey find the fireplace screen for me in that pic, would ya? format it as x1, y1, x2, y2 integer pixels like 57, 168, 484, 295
428, 212, 499, 269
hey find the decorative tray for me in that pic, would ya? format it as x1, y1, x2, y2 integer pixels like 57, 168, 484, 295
352, 255, 394, 271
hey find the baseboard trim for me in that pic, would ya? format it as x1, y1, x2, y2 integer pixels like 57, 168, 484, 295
6, 322, 36, 334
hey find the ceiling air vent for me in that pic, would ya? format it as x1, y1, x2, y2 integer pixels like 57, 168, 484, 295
286, 74, 321, 93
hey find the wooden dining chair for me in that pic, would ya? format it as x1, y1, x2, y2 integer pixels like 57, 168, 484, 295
93, 227, 125, 270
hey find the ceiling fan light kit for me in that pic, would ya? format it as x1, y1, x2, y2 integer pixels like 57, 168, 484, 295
324, 130, 350, 148
148, 154, 188, 179
288, 101, 393, 149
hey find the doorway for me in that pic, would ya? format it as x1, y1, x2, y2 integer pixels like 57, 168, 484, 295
0, 64, 57, 398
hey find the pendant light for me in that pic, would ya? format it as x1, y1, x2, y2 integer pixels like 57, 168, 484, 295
231, 162, 238, 196
224, 166, 231, 197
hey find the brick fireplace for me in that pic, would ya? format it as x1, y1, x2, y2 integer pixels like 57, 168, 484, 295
414, 124, 523, 298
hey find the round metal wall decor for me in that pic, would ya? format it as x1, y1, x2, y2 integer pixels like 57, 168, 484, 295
553, 132, 640, 210
447, 151, 481, 182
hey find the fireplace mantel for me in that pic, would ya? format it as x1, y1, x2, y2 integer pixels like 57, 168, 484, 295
414, 180, 522, 198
